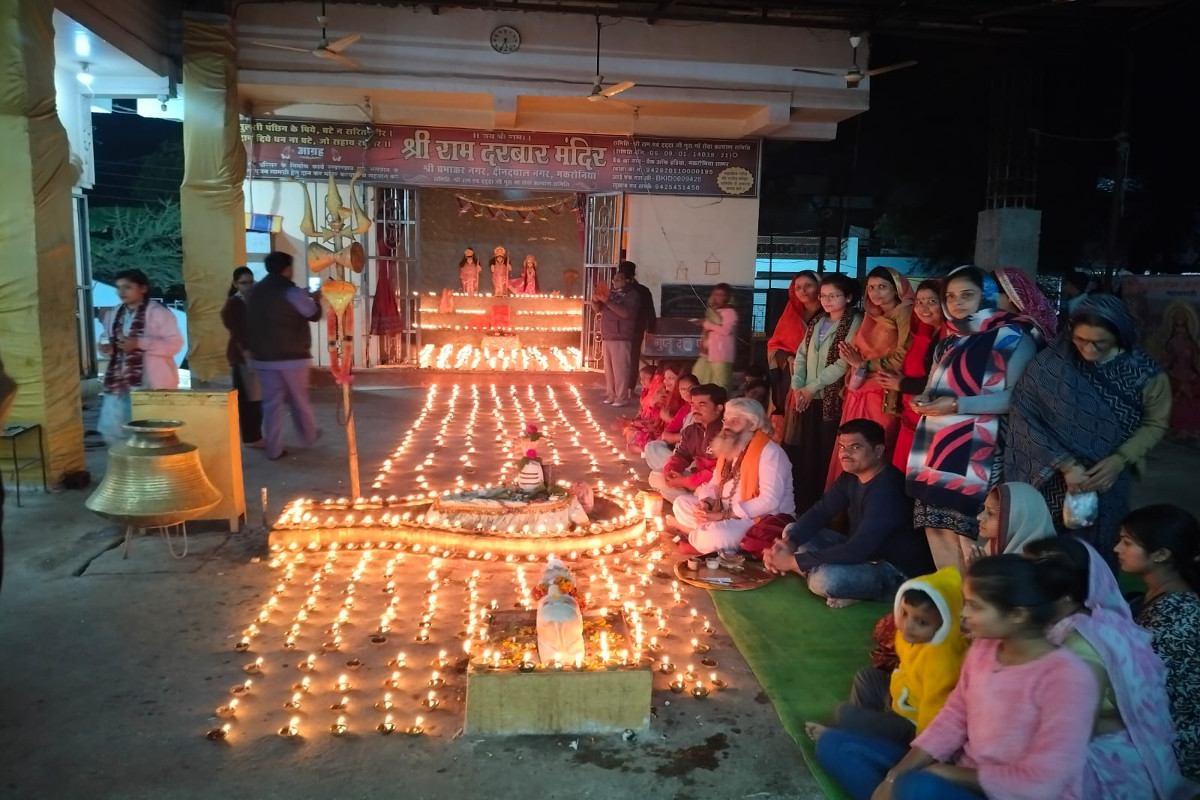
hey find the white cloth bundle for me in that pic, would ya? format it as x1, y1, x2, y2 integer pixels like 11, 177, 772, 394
536, 558, 584, 663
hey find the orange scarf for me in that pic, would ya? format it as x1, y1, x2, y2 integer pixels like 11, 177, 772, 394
713, 430, 771, 516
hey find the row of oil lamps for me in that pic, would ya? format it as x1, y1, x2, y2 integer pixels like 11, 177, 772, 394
281, 382, 642, 534
210, 549, 732, 742
417, 345, 582, 372
211, 380, 701, 740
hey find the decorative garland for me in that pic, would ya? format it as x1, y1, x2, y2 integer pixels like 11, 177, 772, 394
531, 574, 583, 606
455, 193, 582, 223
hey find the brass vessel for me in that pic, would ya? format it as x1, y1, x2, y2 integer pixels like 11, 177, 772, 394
86, 419, 221, 528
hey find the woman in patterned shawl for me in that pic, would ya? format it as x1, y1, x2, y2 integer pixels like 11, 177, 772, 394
993, 266, 1058, 347
907, 266, 1037, 571
1004, 295, 1170, 567
1029, 537, 1195, 799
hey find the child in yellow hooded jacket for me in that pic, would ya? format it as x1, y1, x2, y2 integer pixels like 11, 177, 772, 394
806, 567, 968, 746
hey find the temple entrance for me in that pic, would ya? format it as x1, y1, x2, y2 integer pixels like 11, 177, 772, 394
286, 179, 622, 372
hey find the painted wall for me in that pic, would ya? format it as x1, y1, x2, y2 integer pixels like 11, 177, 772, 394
625, 194, 760, 315
53, 66, 94, 190
416, 188, 584, 295
244, 177, 307, 263
243, 178, 366, 367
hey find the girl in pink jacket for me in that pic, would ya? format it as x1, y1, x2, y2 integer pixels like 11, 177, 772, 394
98, 269, 183, 444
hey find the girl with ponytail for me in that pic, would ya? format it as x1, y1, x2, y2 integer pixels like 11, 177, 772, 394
1117, 504, 1200, 781
816, 555, 1098, 799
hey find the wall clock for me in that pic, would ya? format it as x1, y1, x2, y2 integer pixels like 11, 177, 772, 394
490, 25, 520, 54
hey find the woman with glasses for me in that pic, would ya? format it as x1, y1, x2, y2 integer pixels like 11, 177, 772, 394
907, 266, 1036, 571
1004, 295, 1170, 569
784, 273, 863, 511
221, 266, 264, 448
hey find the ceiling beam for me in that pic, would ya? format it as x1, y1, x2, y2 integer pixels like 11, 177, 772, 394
229, 0, 1177, 43
646, 0, 680, 25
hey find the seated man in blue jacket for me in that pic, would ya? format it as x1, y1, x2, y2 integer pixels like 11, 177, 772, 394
763, 418, 933, 608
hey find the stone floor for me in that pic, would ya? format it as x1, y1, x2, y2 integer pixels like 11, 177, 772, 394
0, 378, 824, 800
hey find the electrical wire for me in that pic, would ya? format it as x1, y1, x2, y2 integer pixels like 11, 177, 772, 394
1028, 127, 1118, 144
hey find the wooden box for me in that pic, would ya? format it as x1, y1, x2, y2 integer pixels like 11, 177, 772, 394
131, 390, 246, 531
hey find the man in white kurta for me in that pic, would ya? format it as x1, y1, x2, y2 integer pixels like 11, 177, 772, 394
673, 398, 795, 553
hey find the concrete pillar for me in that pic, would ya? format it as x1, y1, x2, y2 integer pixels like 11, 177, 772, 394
180, 13, 246, 381
974, 207, 1042, 276
0, 0, 86, 482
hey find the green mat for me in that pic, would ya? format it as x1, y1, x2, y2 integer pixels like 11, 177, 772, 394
712, 579, 883, 800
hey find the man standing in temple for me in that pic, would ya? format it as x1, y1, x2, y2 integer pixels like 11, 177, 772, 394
764, 419, 932, 608
245, 251, 324, 461
652, 383, 726, 503
593, 268, 643, 407
619, 261, 656, 391
672, 398, 795, 555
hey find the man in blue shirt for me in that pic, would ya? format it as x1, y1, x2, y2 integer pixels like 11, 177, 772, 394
763, 418, 932, 608
245, 252, 323, 461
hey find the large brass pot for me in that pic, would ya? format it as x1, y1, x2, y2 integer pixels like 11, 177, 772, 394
86, 419, 221, 528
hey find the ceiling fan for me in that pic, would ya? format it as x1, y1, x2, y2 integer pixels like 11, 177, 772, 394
793, 34, 917, 88
586, 16, 635, 102
252, 1, 363, 69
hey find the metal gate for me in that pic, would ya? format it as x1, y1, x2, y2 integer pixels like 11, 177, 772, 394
370, 187, 420, 365
582, 192, 624, 369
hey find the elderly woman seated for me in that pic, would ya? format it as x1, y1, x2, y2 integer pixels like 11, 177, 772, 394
672, 398, 796, 555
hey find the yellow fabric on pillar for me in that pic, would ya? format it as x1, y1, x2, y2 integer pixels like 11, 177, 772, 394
0, 0, 86, 481
181, 13, 246, 381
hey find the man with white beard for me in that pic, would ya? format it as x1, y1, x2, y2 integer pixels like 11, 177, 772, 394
672, 398, 795, 554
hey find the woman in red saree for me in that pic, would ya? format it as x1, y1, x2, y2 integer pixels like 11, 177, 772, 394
827, 267, 914, 487
879, 280, 944, 473
767, 271, 821, 426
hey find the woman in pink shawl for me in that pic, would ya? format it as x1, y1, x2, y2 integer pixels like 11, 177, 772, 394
827, 266, 913, 487
994, 266, 1058, 347
1026, 536, 1196, 800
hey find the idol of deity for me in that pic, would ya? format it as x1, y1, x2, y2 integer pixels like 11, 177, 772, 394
459, 248, 481, 295
489, 246, 511, 297
510, 254, 539, 295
